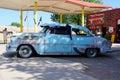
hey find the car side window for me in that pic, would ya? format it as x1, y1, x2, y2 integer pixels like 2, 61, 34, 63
72, 28, 87, 36
79, 30, 87, 36
72, 30, 77, 35
50, 27, 70, 35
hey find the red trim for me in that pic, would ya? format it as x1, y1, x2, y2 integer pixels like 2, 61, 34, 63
38, 0, 66, 1
66, 0, 111, 8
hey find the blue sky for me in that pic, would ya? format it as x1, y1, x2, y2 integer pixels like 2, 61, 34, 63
0, 0, 120, 27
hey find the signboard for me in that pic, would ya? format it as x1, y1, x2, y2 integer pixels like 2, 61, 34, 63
109, 27, 114, 33
88, 13, 104, 25
88, 13, 104, 19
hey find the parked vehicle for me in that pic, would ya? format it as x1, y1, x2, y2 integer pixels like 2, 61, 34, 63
6, 23, 112, 58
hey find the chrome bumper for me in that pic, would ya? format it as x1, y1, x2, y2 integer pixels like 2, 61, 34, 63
6, 44, 17, 52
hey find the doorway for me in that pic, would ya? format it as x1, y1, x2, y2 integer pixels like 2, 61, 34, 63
117, 24, 120, 42
102, 27, 106, 37
117, 19, 120, 42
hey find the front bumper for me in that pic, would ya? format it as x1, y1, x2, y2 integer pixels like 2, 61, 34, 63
99, 40, 112, 54
6, 44, 17, 52
100, 46, 112, 54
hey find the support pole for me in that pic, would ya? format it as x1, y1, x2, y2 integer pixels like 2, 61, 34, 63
111, 34, 115, 43
34, 2, 38, 32
60, 14, 63, 24
82, 7, 85, 27
20, 10, 23, 32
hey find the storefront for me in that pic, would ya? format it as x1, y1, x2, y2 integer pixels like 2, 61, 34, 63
87, 8, 120, 43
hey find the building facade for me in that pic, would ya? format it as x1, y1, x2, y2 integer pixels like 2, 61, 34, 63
87, 8, 120, 43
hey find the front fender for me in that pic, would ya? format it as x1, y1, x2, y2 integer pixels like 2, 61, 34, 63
17, 44, 37, 54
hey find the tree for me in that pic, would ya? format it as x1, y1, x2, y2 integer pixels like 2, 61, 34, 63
51, 0, 102, 25
85, 0, 102, 3
11, 22, 21, 27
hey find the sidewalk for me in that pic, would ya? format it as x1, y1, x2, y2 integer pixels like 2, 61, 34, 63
111, 43, 120, 52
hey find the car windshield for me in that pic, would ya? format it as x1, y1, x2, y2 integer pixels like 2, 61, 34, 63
88, 31, 94, 36
40, 27, 48, 33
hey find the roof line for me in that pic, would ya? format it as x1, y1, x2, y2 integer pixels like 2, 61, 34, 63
66, 0, 112, 8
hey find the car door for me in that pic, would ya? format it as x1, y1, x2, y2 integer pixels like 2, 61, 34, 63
72, 28, 94, 54
44, 34, 58, 54
54, 34, 71, 54
44, 27, 72, 55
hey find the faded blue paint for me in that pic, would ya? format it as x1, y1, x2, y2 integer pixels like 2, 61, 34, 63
6, 23, 112, 55
44, 34, 71, 54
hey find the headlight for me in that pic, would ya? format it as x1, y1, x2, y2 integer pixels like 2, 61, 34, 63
102, 40, 112, 48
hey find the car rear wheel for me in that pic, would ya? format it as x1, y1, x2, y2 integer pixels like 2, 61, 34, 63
18, 45, 33, 58
86, 48, 98, 58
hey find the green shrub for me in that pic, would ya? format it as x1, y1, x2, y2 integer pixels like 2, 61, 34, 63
104, 34, 111, 40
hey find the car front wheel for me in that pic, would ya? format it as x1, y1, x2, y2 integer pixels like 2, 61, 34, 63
18, 45, 33, 58
86, 48, 98, 58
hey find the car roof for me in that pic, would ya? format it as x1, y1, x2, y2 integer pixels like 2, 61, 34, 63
40, 23, 89, 32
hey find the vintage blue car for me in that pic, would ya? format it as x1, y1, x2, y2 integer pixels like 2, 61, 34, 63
6, 23, 112, 58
